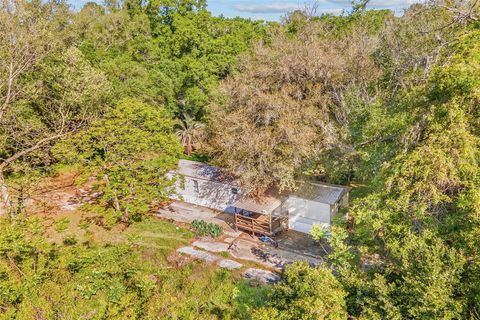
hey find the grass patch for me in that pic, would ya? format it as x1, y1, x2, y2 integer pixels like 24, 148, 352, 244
78, 218, 90, 230
63, 234, 78, 246
180, 153, 209, 163
220, 251, 230, 258
124, 218, 193, 259
47, 162, 81, 176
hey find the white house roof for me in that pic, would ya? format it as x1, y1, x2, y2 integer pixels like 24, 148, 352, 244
176, 159, 238, 185
293, 182, 349, 205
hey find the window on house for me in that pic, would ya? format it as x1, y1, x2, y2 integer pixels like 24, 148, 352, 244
193, 180, 199, 193
231, 187, 238, 195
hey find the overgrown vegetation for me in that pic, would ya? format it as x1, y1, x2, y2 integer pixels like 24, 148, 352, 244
1, 0, 480, 318
0, 216, 269, 319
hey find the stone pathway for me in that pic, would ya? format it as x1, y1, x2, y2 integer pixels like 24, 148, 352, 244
244, 268, 280, 283
177, 246, 219, 263
218, 259, 243, 270
192, 240, 230, 253
157, 202, 242, 238
159, 201, 321, 267
176, 245, 279, 279
162, 201, 319, 281
177, 246, 242, 270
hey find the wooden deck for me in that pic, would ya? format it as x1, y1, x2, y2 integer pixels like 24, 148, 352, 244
234, 211, 285, 236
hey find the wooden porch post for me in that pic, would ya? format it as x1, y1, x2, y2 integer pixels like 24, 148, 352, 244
235, 214, 238, 232
269, 214, 272, 235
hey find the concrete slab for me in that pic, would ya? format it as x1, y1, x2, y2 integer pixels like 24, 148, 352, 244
244, 268, 280, 283
229, 239, 286, 270
177, 246, 220, 263
157, 201, 242, 237
228, 238, 321, 269
162, 201, 321, 269
61, 202, 79, 211
275, 230, 329, 259
218, 259, 243, 270
267, 247, 322, 267
192, 241, 230, 253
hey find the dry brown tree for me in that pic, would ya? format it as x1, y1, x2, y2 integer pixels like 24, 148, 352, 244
207, 18, 378, 194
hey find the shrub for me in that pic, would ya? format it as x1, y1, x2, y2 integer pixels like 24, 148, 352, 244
78, 218, 90, 230
310, 223, 328, 241
54, 217, 70, 233
63, 235, 78, 246
191, 220, 223, 238
253, 261, 348, 320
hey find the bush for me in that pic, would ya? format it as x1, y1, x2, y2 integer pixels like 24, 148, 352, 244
54, 217, 70, 233
78, 218, 90, 230
310, 223, 328, 241
253, 261, 348, 320
63, 235, 78, 246
191, 220, 223, 238
0, 213, 264, 319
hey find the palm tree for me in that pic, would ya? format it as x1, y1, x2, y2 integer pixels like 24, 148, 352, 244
174, 113, 205, 156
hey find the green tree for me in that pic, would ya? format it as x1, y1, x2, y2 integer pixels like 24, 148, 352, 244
339, 27, 480, 318
360, 233, 465, 320
54, 99, 182, 224
253, 261, 348, 320
174, 113, 205, 155
72, 0, 262, 117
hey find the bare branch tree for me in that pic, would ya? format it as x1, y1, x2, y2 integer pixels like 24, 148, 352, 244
0, 0, 57, 123
429, 0, 479, 23
0, 2, 110, 218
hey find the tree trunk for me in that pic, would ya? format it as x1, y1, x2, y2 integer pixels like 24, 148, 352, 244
0, 60, 14, 123
121, 208, 129, 223
186, 135, 192, 155
0, 171, 11, 218
103, 174, 121, 212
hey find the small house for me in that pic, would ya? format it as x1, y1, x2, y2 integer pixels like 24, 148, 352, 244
169, 160, 350, 236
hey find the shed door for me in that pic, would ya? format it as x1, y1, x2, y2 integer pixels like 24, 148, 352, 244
287, 198, 332, 234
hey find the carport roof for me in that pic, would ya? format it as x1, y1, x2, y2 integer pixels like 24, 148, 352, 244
293, 182, 350, 205
233, 190, 283, 215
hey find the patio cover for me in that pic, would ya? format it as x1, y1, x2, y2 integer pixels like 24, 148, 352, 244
293, 182, 350, 205
233, 192, 283, 215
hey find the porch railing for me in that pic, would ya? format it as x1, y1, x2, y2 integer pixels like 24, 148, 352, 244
234, 213, 284, 236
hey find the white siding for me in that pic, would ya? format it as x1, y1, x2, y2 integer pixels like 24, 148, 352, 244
168, 173, 242, 212
289, 217, 320, 234
286, 196, 332, 234
167, 169, 349, 236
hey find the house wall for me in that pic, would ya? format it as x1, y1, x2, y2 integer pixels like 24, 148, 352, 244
285, 196, 333, 234
168, 173, 242, 212
167, 171, 350, 235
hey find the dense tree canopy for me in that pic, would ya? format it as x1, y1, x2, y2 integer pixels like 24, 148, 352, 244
1, 0, 480, 318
